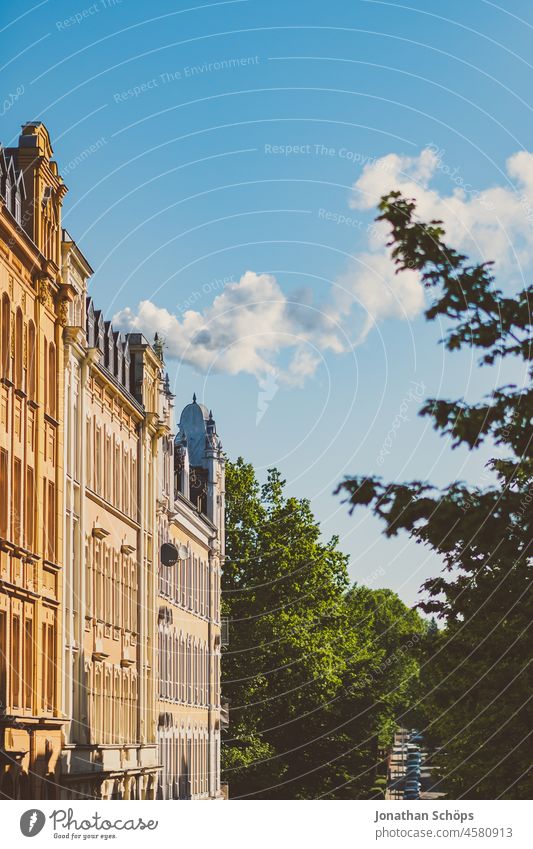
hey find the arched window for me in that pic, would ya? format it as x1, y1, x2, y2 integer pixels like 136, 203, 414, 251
14, 309, 23, 389
27, 321, 36, 399
1, 294, 10, 379
43, 339, 48, 410
48, 341, 56, 416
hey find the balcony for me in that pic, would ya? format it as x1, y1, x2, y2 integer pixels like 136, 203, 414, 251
92, 638, 109, 662
120, 639, 135, 668
92, 623, 109, 661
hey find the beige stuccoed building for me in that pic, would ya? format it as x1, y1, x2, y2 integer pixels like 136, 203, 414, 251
60, 253, 164, 799
59, 241, 226, 800
0, 120, 226, 800
0, 123, 69, 799
156, 393, 226, 799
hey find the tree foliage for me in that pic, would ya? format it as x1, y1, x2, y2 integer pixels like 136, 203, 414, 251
337, 192, 533, 799
222, 458, 427, 798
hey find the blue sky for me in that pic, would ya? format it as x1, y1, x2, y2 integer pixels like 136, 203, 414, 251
2, 0, 532, 605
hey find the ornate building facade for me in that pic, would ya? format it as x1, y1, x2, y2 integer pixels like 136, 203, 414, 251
0, 122, 226, 800
0, 123, 69, 799
60, 251, 162, 799
157, 396, 225, 799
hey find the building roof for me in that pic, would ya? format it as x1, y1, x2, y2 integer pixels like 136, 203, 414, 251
176, 394, 219, 467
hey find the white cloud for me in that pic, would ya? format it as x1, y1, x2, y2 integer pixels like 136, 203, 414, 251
115, 260, 422, 383
335, 252, 424, 340
114, 271, 342, 384
351, 146, 533, 270
114, 146, 533, 384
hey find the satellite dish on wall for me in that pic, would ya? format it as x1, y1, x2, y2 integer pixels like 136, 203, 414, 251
178, 544, 189, 561
160, 542, 179, 567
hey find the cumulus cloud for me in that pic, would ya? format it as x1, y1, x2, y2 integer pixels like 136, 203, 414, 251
334, 252, 424, 339
114, 146, 533, 384
351, 146, 533, 270
114, 261, 419, 384
114, 271, 342, 386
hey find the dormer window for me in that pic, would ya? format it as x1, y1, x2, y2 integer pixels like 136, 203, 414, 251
14, 188, 21, 223
114, 331, 124, 383
94, 311, 104, 352
5, 175, 12, 211
86, 298, 95, 346
42, 185, 53, 206
104, 321, 114, 369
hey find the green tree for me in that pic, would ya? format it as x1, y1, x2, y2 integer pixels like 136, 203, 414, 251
222, 458, 427, 798
337, 192, 533, 799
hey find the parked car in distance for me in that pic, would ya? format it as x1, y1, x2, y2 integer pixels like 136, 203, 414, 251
404, 789, 420, 799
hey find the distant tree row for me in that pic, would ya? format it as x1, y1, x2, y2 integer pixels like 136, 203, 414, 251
221, 459, 427, 799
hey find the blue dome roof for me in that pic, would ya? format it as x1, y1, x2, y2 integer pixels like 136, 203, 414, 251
176, 395, 215, 467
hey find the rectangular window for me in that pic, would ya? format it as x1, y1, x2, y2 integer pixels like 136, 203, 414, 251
48, 343, 56, 418
43, 339, 48, 413
105, 434, 111, 502
42, 620, 55, 712
130, 564, 136, 633
86, 540, 93, 620
114, 443, 120, 507
95, 543, 102, 612
24, 618, 33, 710
174, 636, 178, 702
114, 556, 120, 626
104, 550, 111, 625
188, 644, 192, 704
45, 480, 56, 561
114, 675, 120, 742
125, 561, 130, 632
94, 668, 102, 741
0, 611, 6, 708
86, 419, 92, 489
122, 450, 128, 514
0, 448, 8, 537
73, 393, 80, 482
47, 623, 55, 709
131, 458, 136, 518
27, 408, 35, 452
13, 458, 21, 545
25, 466, 34, 550
11, 616, 21, 708
95, 428, 102, 494
180, 558, 186, 608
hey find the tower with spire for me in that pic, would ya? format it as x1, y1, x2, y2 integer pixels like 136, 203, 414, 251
156, 390, 225, 799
